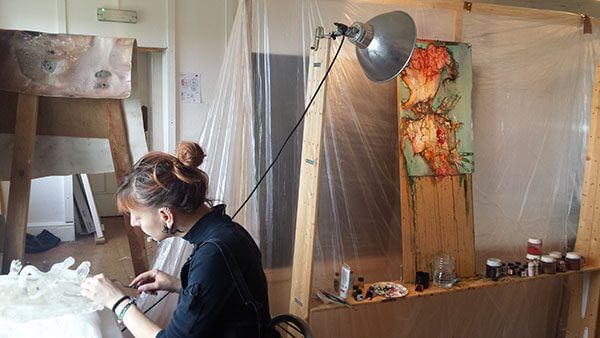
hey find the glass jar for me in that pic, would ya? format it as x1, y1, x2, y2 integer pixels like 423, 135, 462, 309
541, 255, 556, 274
527, 238, 543, 255
486, 258, 502, 279
566, 252, 582, 270
433, 253, 456, 288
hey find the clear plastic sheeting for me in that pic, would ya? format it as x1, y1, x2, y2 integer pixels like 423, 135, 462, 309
146, 1, 600, 337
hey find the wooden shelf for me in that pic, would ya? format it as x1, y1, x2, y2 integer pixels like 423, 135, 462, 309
310, 266, 600, 314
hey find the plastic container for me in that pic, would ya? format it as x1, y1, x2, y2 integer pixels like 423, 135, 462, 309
541, 255, 556, 274
433, 253, 456, 288
566, 252, 582, 271
527, 238, 543, 255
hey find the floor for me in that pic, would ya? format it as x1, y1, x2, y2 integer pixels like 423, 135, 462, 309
25, 216, 158, 286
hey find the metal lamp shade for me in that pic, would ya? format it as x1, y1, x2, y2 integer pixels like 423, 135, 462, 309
355, 11, 416, 83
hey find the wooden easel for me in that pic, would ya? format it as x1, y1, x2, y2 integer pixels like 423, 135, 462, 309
0, 29, 148, 275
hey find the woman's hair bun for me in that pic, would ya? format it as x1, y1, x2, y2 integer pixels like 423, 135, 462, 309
176, 141, 205, 168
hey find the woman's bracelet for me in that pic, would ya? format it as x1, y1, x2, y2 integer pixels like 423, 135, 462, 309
112, 296, 130, 313
117, 297, 137, 325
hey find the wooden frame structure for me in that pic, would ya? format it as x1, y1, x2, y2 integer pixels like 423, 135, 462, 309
287, 2, 600, 337
0, 29, 148, 275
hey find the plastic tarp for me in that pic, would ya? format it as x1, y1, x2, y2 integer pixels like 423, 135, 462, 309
140, 1, 600, 337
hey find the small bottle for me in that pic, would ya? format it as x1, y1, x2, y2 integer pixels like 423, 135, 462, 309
520, 267, 528, 277
507, 263, 514, 276
527, 254, 541, 276
357, 277, 365, 289
558, 260, 568, 273
366, 286, 374, 300
528, 261, 536, 277
356, 289, 363, 301
351, 285, 359, 301
333, 272, 340, 292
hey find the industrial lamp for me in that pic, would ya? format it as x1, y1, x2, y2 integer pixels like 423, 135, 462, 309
312, 11, 416, 82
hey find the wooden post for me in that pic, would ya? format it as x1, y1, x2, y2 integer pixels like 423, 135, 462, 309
107, 99, 149, 276
1, 94, 39, 272
564, 61, 600, 338
289, 38, 332, 321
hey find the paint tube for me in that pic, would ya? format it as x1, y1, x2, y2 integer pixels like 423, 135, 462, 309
339, 263, 351, 299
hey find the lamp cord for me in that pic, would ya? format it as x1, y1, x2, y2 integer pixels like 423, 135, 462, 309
232, 36, 345, 220
121, 36, 345, 334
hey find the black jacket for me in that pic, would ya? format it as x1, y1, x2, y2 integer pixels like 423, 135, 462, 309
157, 205, 271, 337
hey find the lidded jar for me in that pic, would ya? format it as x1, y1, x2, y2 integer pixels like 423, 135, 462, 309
541, 255, 556, 274
566, 252, 583, 271
527, 238, 543, 255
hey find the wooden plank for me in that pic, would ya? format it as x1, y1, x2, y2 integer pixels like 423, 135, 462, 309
455, 174, 476, 277
453, 2, 465, 42
0, 183, 4, 216
80, 174, 106, 244
0, 92, 110, 138
1, 94, 39, 273
353, 0, 463, 11
438, 177, 460, 272
398, 127, 417, 281
312, 265, 600, 314
289, 39, 331, 322
137, 46, 167, 53
471, 3, 586, 23
565, 61, 600, 338
107, 99, 148, 276
417, 177, 440, 276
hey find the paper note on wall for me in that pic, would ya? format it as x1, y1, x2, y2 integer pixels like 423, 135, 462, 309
180, 73, 202, 104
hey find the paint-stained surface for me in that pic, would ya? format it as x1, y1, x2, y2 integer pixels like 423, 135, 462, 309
0, 29, 134, 98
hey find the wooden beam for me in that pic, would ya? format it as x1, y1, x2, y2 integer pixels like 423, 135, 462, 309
352, 0, 463, 11
137, 46, 167, 53
0, 91, 110, 138
289, 38, 332, 322
0, 183, 5, 216
1, 94, 39, 273
312, 265, 600, 314
107, 99, 148, 276
564, 61, 600, 338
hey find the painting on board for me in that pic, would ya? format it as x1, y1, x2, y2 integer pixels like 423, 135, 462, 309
399, 40, 473, 177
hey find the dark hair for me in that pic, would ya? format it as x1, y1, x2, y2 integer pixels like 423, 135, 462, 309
116, 141, 210, 214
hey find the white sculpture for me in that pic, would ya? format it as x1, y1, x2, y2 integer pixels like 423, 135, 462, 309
0, 257, 103, 322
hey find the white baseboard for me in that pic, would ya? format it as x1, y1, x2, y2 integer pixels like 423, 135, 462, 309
27, 222, 75, 242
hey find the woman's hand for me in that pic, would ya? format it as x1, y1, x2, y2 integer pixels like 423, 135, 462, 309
130, 269, 182, 294
80, 274, 126, 310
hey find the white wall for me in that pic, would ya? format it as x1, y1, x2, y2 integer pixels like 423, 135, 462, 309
0, 0, 168, 47
175, 0, 228, 141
